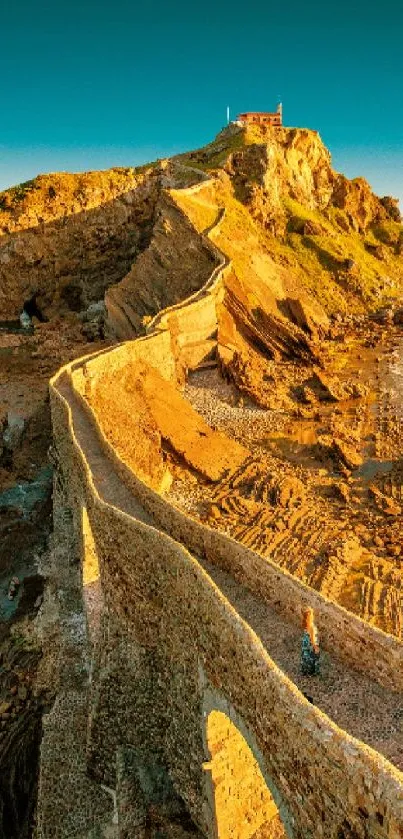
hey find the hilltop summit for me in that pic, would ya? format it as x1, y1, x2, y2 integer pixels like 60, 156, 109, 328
1, 122, 403, 837
0, 123, 401, 328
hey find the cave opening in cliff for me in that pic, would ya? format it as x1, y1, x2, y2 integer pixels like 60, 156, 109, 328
23, 292, 48, 323
205, 710, 289, 839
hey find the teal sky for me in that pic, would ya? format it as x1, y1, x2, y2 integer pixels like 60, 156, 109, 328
1, 0, 402, 207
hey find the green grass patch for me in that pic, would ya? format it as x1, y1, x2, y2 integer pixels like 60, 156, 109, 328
0, 178, 39, 210
178, 128, 246, 172
370, 219, 402, 246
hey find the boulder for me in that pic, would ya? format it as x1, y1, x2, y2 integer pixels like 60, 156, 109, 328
308, 369, 345, 402
80, 299, 107, 341
306, 369, 368, 403
285, 296, 329, 338
85, 300, 107, 321
332, 482, 351, 504
272, 475, 306, 508
368, 484, 401, 517
330, 437, 363, 470
81, 321, 104, 342
393, 307, 403, 326
2, 412, 26, 451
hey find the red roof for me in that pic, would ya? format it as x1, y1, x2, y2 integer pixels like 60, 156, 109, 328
238, 111, 279, 117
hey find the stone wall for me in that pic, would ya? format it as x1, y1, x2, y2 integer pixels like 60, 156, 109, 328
143, 202, 229, 376
43, 178, 403, 836
47, 371, 403, 838
69, 341, 403, 695
105, 191, 221, 341
204, 708, 289, 837
64, 227, 403, 696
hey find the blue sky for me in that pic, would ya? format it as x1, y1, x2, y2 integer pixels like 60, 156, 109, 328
1, 0, 402, 206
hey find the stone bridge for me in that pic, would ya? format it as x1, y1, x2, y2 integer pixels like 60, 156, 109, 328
37, 183, 403, 838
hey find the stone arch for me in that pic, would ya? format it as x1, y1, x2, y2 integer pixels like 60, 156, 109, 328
203, 708, 292, 839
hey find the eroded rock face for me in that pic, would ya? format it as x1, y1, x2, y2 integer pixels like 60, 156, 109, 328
0, 167, 160, 320
216, 265, 327, 409
331, 175, 386, 232
222, 126, 396, 239
105, 194, 219, 340
225, 127, 336, 220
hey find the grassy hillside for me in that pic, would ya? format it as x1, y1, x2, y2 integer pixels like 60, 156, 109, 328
173, 125, 403, 316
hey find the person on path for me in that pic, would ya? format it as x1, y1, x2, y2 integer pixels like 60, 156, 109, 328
301, 607, 320, 676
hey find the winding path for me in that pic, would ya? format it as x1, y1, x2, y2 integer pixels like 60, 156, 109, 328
57, 371, 403, 774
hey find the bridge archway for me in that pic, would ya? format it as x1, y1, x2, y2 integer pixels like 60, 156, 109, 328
204, 710, 291, 839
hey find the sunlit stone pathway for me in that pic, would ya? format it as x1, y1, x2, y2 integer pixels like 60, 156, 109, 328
58, 372, 403, 774
200, 558, 403, 771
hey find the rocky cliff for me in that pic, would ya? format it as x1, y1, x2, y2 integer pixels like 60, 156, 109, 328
178, 124, 403, 314
1, 123, 401, 335
0, 167, 160, 319
185, 123, 401, 231
105, 191, 219, 339
1, 121, 402, 838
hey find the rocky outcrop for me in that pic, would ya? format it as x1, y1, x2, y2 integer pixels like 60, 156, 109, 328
0, 167, 160, 319
105, 193, 219, 339
224, 127, 336, 220
219, 126, 398, 240
218, 271, 320, 365
380, 196, 401, 222
0, 640, 43, 839
331, 175, 386, 232
1, 123, 401, 334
